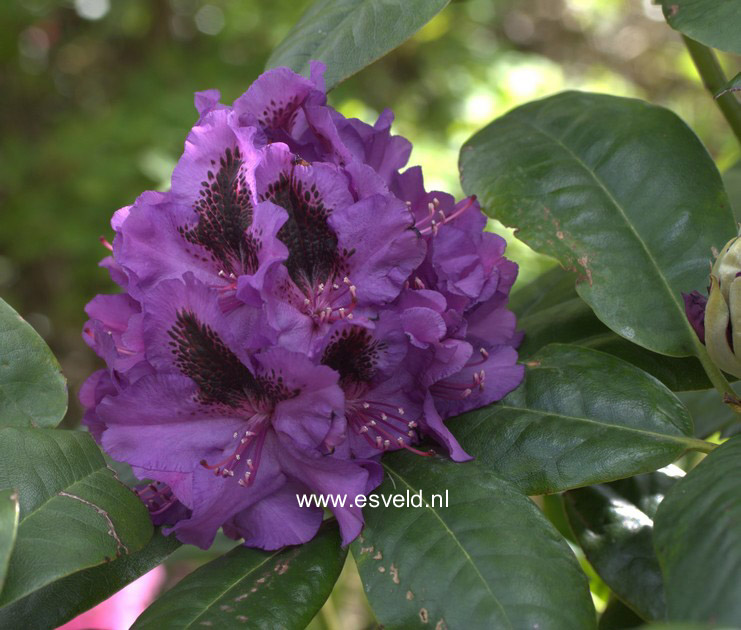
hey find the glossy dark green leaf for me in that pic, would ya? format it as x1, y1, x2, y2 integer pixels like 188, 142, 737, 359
723, 160, 741, 222
0, 489, 19, 594
660, 1, 741, 54
599, 597, 644, 630
133, 523, 346, 629
0, 297, 67, 428
451, 344, 704, 495
654, 436, 741, 624
351, 452, 595, 630
511, 268, 712, 391
266, 0, 450, 91
676, 386, 741, 438
565, 466, 684, 621
0, 428, 153, 607
460, 91, 735, 357
579, 334, 711, 393
0, 529, 178, 630
514, 286, 707, 391
716, 71, 741, 98
509, 265, 577, 317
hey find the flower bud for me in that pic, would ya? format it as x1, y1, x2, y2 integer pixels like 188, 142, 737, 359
703, 236, 741, 379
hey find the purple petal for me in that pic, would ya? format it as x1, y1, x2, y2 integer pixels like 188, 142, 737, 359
224, 480, 323, 550
683, 290, 707, 344
277, 440, 382, 546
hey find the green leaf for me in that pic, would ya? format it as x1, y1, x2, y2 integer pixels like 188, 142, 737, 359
460, 91, 735, 357
0, 428, 153, 607
654, 436, 741, 624
0, 297, 67, 428
676, 385, 741, 438
133, 523, 346, 629
509, 266, 577, 317
266, 0, 450, 91
351, 452, 595, 630
580, 334, 711, 393
564, 467, 684, 621
541, 493, 576, 544
512, 269, 711, 391
0, 529, 179, 630
0, 489, 19, 594
723, 160, 741, 222
451, 344, 703, 495
716, 71, 741, 98
660, 1, 741, 54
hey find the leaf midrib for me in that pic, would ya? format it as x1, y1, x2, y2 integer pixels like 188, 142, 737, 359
382, 462, 515, 629
486, 403, 694, 445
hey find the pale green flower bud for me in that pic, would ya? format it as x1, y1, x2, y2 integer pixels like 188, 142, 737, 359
705, 236, 741, 379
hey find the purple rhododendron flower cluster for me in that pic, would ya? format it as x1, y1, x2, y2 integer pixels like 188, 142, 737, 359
81, 62, 524, 550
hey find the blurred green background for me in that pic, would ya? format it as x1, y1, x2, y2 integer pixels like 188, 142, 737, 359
2, 1, 739, 626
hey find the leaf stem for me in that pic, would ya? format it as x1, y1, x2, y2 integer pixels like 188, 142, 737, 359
682, 35, 741, 146
695, 342, 736, 399
687, 438, 717, 454
694, 342, 741, 425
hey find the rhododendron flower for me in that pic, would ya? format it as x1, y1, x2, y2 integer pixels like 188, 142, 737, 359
81, 62, 523, 550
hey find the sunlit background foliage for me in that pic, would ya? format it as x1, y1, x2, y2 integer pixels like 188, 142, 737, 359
2, 1, 739, 625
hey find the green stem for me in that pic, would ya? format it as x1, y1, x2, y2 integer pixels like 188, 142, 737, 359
696, 342, 737, 399
687, 437, 718, 454
682, 35, 741, 146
